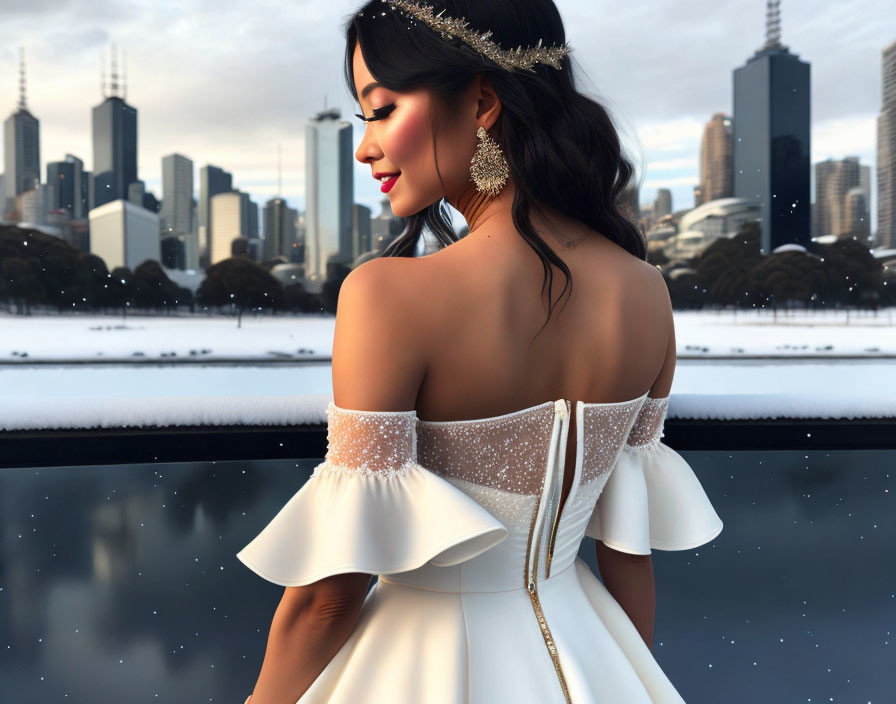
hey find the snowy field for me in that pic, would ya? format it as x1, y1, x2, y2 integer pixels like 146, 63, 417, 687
0, 308, 894, 363
0, 310, 894, 429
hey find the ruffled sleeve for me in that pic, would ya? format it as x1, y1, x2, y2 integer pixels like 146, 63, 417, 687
584, 396, 723, 555
236, 402, 509, 586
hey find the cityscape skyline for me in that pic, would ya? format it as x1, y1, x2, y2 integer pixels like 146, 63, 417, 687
0, 0, 890, 230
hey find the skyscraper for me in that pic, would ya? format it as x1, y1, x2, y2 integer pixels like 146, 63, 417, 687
700, 113, 733, 202
209, 191, 246, 265
370, 195, 404, 253
859, 164, 872, 216
198, 164, 233, 264
67, 154, 89, 218
654, 189, 673, 219
814, 157, 861, 238
159, 153, 197, 268
844, 187, 870, 241
47, 154, 90, 219
237, 191, 257, 241
248, 199, 259, 240
92, 45, 137, 208
733, 0, 811, 252
161, 154, 193, 236
47, 160, 75, 216
304, 108, 354, 291
263, 197, 299, 261
4, 49, 40, 221
352, 203, 372, 259
877, 40, 896, 248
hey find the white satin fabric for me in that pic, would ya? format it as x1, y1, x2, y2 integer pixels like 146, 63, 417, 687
585, 441, 724, 554
296, 557, 689, 704
236, 397, 723, 703
236, 463, 508, 586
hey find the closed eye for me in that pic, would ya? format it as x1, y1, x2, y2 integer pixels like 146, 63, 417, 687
354, 103, 396, 122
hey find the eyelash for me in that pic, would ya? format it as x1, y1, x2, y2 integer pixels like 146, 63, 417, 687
355, 103, 396, 122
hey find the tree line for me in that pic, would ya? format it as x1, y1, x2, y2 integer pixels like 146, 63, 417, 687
2, 221, 894, 321
0, 224, 350, 325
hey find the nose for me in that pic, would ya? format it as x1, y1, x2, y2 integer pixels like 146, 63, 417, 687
355, 125, 381, 165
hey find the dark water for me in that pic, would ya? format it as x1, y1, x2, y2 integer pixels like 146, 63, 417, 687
0, 450, 893, 703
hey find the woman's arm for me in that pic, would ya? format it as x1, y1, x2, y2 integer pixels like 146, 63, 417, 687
591, 265, 668, 651
595, 540, 655, 651
247, 258, 429, 702
246, 573, 372, 704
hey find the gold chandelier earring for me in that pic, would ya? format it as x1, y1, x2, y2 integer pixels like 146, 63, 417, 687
469, 126, 509, 197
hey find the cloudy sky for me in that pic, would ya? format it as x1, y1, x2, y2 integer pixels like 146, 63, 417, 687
1, 0, 892, 230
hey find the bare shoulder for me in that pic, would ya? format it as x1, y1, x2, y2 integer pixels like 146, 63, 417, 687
598, 239, 671, 317
628, 259, 675, 396
343, 254, 436, 321
636, 258, 672, 316
331, 256, 430, 411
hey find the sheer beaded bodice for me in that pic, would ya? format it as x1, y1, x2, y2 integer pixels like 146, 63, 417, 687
315, 391, 669, 593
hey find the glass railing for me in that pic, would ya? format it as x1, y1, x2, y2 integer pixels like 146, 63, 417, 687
0, 444, 893, 702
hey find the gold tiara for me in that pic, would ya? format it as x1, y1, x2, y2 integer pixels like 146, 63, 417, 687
378, 0, 572, 73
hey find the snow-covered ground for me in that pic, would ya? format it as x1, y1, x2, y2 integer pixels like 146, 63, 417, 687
0, 314, 335, 363
0, 308, 894, 363
1, 310, 894, 429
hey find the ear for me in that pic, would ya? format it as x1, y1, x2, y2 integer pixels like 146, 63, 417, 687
473, 74, 502, 130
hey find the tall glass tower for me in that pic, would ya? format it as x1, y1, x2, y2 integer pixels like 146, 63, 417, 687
877, 40, 896, 248
91, 46, 137, 209
198, 164, 233, 265
733, 0, 811, 253
304, 108, 354, 292
3, 48, 40, 220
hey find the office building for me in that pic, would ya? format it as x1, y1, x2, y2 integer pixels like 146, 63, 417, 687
654, 189, 673, 219
161, 153, 197, 268
304, 108, 354, 291
89, 199, 160, 270
4, 49, 40, 221
814, 157, 861, 237
877, 40, 896, 248
92, 46, 137, 208
46, 154, 91, 219
198, 164, 233, 262
209, 191, 247, 265
700, 113, 734, 202
844, 187, 870, 240
263, 197, 299, 261
733, 0, 811, 252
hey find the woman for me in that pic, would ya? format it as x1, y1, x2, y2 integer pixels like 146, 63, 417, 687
238, 0, 723, 701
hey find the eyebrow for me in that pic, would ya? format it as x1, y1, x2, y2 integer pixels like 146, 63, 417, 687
360, 81, 384, 100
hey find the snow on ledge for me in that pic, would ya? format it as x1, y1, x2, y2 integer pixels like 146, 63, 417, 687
0, 360, 893, 431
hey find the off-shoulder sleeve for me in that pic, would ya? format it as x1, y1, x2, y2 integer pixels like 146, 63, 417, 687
584, 396, 723, 555
236, 402, 509, 586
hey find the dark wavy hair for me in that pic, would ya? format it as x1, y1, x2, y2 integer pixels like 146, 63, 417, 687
343, 0, 645, 338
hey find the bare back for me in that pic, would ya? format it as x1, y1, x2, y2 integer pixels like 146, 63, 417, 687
406, 228, 673, 524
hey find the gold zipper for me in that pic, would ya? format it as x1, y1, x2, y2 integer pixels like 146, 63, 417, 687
522, 400, 572, 703
545, 399, 570, 579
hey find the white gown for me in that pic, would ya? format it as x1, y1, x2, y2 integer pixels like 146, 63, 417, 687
237, 391, 723, 703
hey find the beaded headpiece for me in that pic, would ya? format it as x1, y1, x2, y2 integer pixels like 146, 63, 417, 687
373, 0, 572, 73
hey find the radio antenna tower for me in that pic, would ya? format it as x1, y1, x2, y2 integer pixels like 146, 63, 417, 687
121, 47, 128, 100
761, 0, 786, 51
109, 43, 120, 97
100, 44, 126, 99
17, 47, 27, 111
